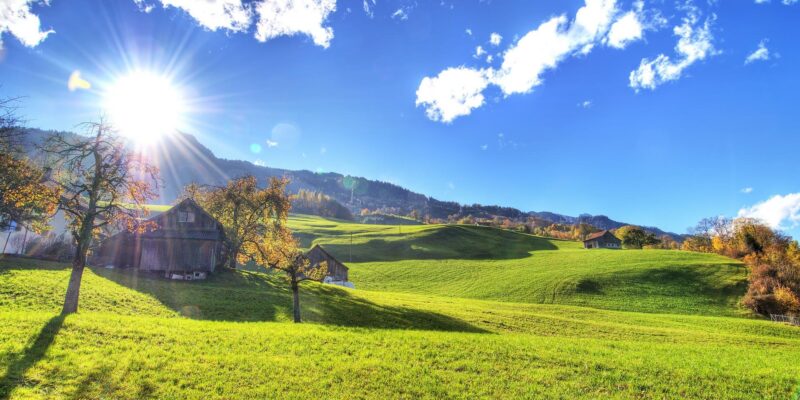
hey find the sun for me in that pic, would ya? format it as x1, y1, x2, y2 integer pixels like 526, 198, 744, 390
103, 71, 186, 142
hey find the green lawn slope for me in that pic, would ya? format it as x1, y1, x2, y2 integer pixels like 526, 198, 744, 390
0, 215, 795, 399
289, 215, 748, 316
1, 257, 799, 399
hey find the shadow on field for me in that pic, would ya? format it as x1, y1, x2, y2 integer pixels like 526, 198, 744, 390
94, 267, 487, 333
0, 315, 64, 399
318, 225, 558, 262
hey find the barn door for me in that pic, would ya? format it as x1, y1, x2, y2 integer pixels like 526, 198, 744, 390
140, 241, 162, 270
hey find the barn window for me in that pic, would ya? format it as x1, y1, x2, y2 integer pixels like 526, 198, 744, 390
178, 211, 195, 223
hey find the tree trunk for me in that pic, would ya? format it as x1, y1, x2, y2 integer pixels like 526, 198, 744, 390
291, 277, 301, 323
229, 254, 237, 269
61, 245, 87, 314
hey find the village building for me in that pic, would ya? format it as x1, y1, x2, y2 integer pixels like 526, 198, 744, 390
582, 230, 622, 249
92, 198, 225, 279
305, 244, 353, 288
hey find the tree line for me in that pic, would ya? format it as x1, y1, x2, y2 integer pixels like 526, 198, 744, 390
683, 216, 800, 316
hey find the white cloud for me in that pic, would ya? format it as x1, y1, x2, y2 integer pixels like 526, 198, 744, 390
465, 28, 472, 36
738, 193, 800, 229
136, 0, 336, 47
253, 159, 267, 167
489, 32, 502, 46
629, 9, 717, 91
492, 0, 617, 96
605, 10, 642, 49
579, 100, 592, 108
266, 139, 279, 147
0, 0, 54, 49
417, 0, 658, 122
363, 0, 375, 18
486, 54, 493, 63
391, 8, 408, 20
741, 187, 754, 194
755, 0, 798, 4
254, 0, 336, 48
159, 0, 252, 32
745, 39, 771, 64
415, 66, 491, 123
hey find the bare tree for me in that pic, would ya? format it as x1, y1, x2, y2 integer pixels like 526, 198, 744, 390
41, 119, 159, 314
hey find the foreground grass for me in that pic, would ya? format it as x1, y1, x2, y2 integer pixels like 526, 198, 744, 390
1, 257, 799, 399
0, 311, 798, 400
289, 215, 748, 316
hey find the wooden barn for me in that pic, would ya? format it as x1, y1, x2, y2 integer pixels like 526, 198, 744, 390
92, 199, 225, 278
305, 244, 349, 282
583, 230, 622, 249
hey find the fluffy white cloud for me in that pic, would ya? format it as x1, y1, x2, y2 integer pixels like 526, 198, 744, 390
741, 187, 754, 194
492, 0, 617, 96
473, 45, 485, 58
629, 9, 717, 91
465, 28, 472, 36
135, 0, 336, 48
254, 0, 336, 48
417, 0, 652, 122
738, 193, 800, 230
605, 10, 642, 48
745, 39, 771, 64
0, 0, 53, 49
489, 32, 502, 46
159, 0, 252, 32
415, 67, 491, 123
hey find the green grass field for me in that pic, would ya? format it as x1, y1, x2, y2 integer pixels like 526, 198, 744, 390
1, 214, 798, 399
289, 215, 748, 316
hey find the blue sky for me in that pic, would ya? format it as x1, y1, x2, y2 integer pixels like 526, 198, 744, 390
1, 0, 799, 236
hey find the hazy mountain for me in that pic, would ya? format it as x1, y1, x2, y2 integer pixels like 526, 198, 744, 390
23, 129, 683, 239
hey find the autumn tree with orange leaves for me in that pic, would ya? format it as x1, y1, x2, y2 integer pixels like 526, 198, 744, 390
0, 96, 59, 242
41, 119, 159, 314
186, 176, 327, 322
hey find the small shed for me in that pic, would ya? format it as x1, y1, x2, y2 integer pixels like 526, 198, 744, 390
582, 230, 622, 249
305, 244, 349, 282
92, 199, 225, 276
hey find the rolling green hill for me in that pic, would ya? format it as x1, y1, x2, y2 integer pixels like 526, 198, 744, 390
0, 215, 797, 399
288, 215, 748, 316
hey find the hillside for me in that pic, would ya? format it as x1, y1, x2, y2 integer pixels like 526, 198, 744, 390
1, 254, 799, 399
21, 129, 682, 238
288, 215, 747, 316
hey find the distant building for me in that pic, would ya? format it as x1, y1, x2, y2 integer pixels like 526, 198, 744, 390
92, 199, 225, 279
305, 244, 351, 286
582, 230, 621, 249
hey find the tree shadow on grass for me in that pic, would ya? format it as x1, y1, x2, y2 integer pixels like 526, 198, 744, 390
0, 315, 64, 400
94, 267, 487, 333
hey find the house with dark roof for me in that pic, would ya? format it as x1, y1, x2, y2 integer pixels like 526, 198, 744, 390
582, 230, 621, 249
92, 199, 225, 279
305, 244, 351, 285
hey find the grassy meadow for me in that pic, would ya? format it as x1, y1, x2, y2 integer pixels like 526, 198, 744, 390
0, 214, 798, 399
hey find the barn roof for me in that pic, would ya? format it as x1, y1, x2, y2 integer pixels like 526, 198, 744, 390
583, 230, 618, 242
100, 198, 224, 242
306, 244, 348, 271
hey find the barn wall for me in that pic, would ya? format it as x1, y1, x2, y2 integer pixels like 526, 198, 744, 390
139, 238, 217, 272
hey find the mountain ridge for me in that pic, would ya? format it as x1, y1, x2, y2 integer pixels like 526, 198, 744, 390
23, 129, 684, 239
